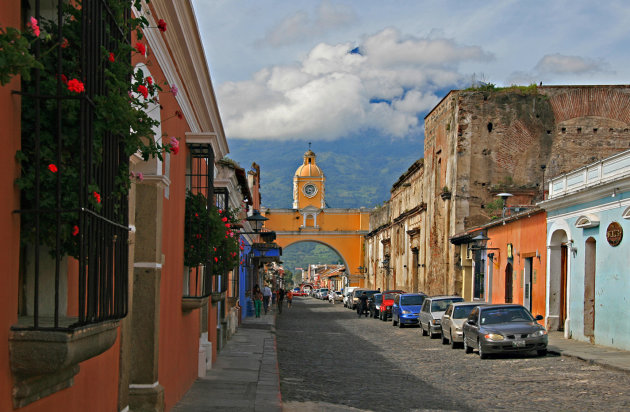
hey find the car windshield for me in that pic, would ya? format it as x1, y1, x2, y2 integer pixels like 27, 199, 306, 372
401, 295, 425, 305
480, 307, 534, 325
375, 295, 383, 303
321, 288, 328, 292
384, 293, 396, 300
431, 298, 463, 312
365, 291, 379, 298
452, 305, 476, 319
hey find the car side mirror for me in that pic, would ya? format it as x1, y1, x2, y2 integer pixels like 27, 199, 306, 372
535, 315, 544, 321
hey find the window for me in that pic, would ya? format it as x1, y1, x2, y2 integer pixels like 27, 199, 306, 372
184, 144, 215, 298
16, 0, 130, 331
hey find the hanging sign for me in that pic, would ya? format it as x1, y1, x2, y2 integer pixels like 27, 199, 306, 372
607, 222, 623, 247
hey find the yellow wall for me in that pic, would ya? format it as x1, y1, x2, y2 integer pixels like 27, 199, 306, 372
264, 209, 370, 287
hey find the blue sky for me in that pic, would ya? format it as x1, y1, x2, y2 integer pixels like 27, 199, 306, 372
191, 0, 630, 143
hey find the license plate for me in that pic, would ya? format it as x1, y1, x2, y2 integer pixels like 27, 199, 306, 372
512, 340, 526, 347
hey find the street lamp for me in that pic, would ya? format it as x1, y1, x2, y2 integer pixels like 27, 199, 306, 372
381, 256, 392, 290
496, 193, 513, 218
245, 209, 268, 234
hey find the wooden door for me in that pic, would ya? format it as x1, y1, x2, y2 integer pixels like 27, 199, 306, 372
559, 245, 568, 331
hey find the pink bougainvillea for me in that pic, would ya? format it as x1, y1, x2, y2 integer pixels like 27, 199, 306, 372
169, 137, 179, 155
28, 17, 40, 37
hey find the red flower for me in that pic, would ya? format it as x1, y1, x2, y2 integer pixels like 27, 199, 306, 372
213, 247, 217, 252
218, 209, 223, 214
221, 217, 228, 222
61, 38, 69, 48
72, 225, 79, 236
93, 191, 101, 204
225, 223, 230, 228
48, 164, 58, 173
157, 19, 167, 32
60, 74, 68, 84
195, 213, 199, 218
137, 85, 148, 99
67, 78, 85, 93
214, 257, 219, 263
169, 137, 179, 155
108, 52, 115, 62
146, 76, 153, 85
135, 42, 146, 55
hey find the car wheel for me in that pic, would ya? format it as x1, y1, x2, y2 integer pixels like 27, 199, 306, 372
441, 328, 449, 345
450, 330, 458, 349
537, 349, 548, 357
478, 340, 488, 359
398, 319, 404, 328
463, 334, 472, 354
421, 322, 428, 336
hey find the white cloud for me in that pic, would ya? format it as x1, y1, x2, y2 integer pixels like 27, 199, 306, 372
534, 53, 606, 75
263, 0, 356, 47
218, 29, 491, 140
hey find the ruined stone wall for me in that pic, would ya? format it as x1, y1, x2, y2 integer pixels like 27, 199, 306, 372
422, 85, 630, 296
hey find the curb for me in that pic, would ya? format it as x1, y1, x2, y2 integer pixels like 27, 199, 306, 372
547, 346, 630, 375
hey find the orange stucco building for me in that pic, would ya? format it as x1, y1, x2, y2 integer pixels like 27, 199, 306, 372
263, 150, 371, 286
451, 209, 548, 319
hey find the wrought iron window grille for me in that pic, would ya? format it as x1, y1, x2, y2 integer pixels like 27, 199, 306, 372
183, 143, 214, 298
13, 0, 130, 332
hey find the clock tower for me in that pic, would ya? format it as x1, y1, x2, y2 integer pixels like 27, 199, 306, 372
293, 148, 325, 210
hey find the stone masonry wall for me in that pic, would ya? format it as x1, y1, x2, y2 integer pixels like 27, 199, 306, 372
422, 85, 630, 296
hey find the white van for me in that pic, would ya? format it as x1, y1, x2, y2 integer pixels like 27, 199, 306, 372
343, 287, 357, 307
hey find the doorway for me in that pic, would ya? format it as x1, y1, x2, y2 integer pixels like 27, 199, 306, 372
584, 237, 596, 340
505, 262, 513, 303
523, 258, 533, 312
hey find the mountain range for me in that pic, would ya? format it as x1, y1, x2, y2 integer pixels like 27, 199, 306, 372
226, 133, 424, 209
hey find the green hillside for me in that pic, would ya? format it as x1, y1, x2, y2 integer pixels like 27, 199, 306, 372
226, 134, 423, 209
281, 242, 343, 283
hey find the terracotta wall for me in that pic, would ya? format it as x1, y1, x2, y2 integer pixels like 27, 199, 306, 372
0, 4, 23, 408
486, 211, 547, 318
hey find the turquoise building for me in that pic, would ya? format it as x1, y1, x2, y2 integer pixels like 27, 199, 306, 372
541, 150, 630, 350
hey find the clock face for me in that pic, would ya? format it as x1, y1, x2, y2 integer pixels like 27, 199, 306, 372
303, 183, 317, 198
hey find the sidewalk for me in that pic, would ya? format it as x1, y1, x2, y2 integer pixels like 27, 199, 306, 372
172, 308, 281, 412
547, 332, 630, 374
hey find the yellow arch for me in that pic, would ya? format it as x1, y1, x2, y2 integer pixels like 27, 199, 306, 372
263, 207, 370, 287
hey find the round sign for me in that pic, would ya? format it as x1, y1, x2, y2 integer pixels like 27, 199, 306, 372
606, 222, 623, 247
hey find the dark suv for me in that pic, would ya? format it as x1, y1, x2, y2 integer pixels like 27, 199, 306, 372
368, 293, 383, 318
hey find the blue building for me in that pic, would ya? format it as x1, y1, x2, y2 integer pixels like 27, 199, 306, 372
541, 150, 630, 350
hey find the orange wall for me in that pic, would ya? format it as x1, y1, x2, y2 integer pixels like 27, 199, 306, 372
486, 211, 547, 318
0, 4, 26, 409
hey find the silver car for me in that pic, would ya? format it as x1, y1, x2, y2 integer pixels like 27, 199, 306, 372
441, 302, 486, 348
462, 304, 548, 359
419, 296, 464, 338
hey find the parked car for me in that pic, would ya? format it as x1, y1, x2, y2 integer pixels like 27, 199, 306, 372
354, 290, 379, 314
419, 296, 464, 338
462, 304, 548, 359
343, 287, 357, 307
368, 293, 383, 318
441, 302, 487, 348
329, 290, 343, 303
312, 288, 320, 298
348, 289, 365, 310
391, 293, 427, 328
378, 290, 405, 321
319, 288, 329, 300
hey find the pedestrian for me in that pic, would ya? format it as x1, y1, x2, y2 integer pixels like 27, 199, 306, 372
286, 289, 293, 308
277, 287, 285, 314
357, 291, 369, 317
253, 284, 263, 318
262, 283, 272, 314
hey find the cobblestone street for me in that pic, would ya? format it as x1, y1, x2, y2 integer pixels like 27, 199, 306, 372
276, 297, 630, 411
